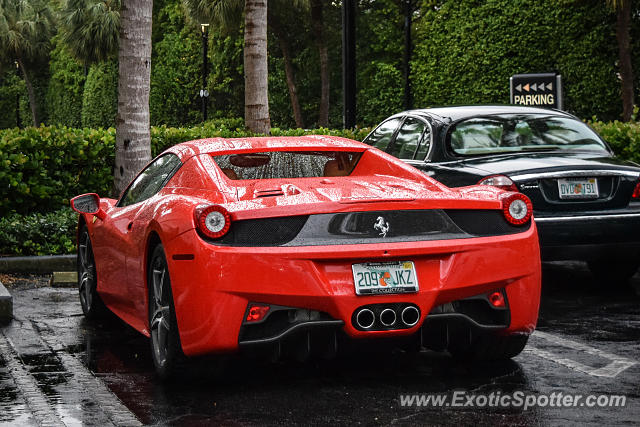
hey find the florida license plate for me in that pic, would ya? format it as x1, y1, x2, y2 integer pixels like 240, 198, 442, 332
352, 261, 418, 295
557, 178, 599, 199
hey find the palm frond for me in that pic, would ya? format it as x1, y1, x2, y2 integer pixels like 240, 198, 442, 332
182, 0, 243, 28
58, 0, 120, 65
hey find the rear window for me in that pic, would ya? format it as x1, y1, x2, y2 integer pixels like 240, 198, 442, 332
449, 114, 609, 156
212, 151, 362, 180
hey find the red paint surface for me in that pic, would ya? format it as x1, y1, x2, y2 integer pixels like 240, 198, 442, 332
75, 136, 541, 356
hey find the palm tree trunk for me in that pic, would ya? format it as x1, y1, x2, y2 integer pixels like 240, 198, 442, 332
244, 0, 271, 134
114, 0, 153, 195
615, 0, 635, 121
270, 17, 304, 128
17, 59, 39, 127
311, 0, 329, 128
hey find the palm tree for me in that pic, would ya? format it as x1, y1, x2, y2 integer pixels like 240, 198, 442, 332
0, 0, 54, 126
244, 0, 270, 133
183, 0, 273, 133
58, 0, 121, 66
607, 0, 635, 121
113, 0, 153, 194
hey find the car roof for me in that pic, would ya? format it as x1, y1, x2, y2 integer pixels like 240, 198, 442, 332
167, 135, 368, 160
393, 105, 575, 122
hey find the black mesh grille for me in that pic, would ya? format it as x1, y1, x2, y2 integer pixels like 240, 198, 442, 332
206, 209, 528, 247
444, 210, 529, 236
212, 215, 309, 246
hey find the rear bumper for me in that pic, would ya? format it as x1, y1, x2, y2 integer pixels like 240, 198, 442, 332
535, 210, 640, 260
163, 226, 541, 357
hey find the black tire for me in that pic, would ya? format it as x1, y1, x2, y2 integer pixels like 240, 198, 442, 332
148, 244, 185, 380
448, 333, 529, 361
588, 258, 640, 285
77, 225, 107, 319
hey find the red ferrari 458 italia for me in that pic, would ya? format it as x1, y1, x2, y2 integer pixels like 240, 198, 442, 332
70, 135, 541, 379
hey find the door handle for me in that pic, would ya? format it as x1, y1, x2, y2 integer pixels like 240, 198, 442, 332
127, 222, 133, 231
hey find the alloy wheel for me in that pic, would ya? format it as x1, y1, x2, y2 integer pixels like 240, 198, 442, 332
78, 231, 95, 313
150, 255, 171, 368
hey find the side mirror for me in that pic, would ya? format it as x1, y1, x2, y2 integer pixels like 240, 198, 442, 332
70, 193, 106, 220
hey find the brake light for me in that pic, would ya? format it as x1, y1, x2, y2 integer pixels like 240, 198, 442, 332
195, 205, 231, 239
633, 181, 640, 199
246, 304, 270, 322
478, 175, 519, 192
501, 193, 533, 225
488, 291, 506, 308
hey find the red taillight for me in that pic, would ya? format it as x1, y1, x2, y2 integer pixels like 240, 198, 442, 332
478, 175, 519, 192
633, 181, 640, 199
501, 193, 533, 225
246, 304, 270, 322
488, 291, 506, 308
195, 205, 231, 239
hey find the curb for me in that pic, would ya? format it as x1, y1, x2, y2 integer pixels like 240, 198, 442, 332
0, 255, 76, 274
0, 281, 12, 324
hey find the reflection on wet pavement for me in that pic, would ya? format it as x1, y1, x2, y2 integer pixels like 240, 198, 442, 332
0, 262, 638, 426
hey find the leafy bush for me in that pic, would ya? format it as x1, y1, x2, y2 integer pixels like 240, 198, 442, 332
590, 120, 640, 165
82, 60, 118, 128
0, 208, 77, 256
357, 61, 404, 125
150, 30, 202, 126
0, 72, 25, 129
46, 37, 85, 128
412, 0, 621, 121
0, 121, 371, 216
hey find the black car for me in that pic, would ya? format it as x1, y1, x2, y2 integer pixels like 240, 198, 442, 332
364, 105, 640, 282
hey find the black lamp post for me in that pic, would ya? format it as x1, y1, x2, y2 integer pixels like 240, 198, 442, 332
15, 61, 21, 129
200, 23, 210, 122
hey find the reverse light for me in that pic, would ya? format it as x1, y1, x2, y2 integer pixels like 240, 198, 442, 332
501, 193, 533, 225
246, 304, 270, 322
478, 175, 519, 192
633, 180, 640, 199
488, 291, 506, 308
195, 205, 231, 239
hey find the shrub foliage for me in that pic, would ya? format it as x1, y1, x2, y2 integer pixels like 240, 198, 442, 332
0, 208, 77, 256
0, 121, 370, 216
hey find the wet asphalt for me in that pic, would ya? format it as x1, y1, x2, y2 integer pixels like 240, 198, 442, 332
0, 262, 639, 426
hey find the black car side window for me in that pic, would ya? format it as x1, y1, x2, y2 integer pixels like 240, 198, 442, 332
118, 154, 182, 207
364, 118, 402, 152
390, 117, 427, 160
414, 125, 432, 160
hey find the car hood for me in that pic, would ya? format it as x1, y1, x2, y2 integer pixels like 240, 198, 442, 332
456, 151, 640, 178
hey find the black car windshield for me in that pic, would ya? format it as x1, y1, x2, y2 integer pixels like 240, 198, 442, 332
449, 114, 609, 156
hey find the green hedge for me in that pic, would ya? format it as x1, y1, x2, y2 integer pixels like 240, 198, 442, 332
412, 0, 621, 121
589, 120, 640, 165
1, 119, 639, 256
0, 121, 370, 216
82, 60, 118, 128
0, 208, 77, 256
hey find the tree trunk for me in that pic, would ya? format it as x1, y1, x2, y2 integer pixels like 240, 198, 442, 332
615, 0, 635, 121
270, 17, 304, 128
114, 0, 153, 195
311, 0, 329, 127
17, 59, 39, 127
244, 0, 271, 134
